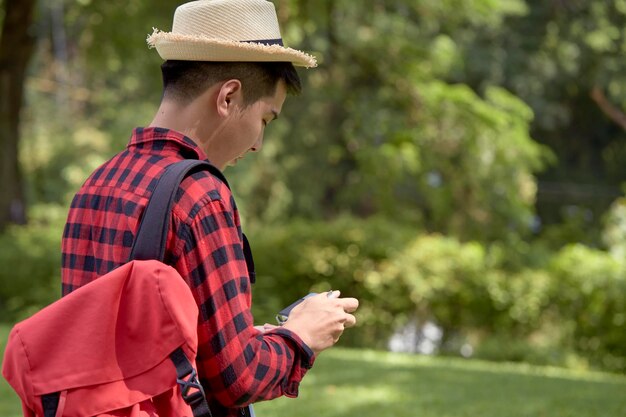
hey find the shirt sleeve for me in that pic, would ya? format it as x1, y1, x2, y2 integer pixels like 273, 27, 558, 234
169, 189, 315, 408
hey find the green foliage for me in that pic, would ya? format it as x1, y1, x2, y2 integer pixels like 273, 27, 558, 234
1, 0, 624, 385
384, 237, 626, 371
381, 82, 551, 240
230, 0, 551, 245
2, 211, 622, 373
453, 0, 626, 237
379, 234, 556, 352
249, 216, 415, 347
0, 205, 64, 321
547, 244, 626, 371
249, 218, 626, 372
603, 194, 626, 258
20, 105, 114, 205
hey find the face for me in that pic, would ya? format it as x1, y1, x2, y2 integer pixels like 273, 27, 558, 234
216, 80, 287, 170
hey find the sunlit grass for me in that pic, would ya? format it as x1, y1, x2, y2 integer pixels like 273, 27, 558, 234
255, 348, 626, 417
1, 324, 625, 417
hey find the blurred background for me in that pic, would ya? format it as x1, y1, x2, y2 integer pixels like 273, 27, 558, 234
0, 0, 625, 377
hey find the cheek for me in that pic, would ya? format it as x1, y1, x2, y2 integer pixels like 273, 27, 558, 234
248, 120, 263, 142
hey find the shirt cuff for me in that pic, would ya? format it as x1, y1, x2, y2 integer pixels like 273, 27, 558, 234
270, 327, 316, 369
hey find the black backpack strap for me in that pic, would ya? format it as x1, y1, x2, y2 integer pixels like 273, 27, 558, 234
129, 159, 256, 283
42, 393, 59, 417
171, 347, 213, 417
129, 159, 218, 416
242, 233, 256, 284
129, 159, 224, 261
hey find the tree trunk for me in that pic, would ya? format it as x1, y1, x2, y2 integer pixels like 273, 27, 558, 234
0, 0, 37, 229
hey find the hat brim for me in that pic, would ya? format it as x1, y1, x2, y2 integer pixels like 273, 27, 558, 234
147, 29, 317, 68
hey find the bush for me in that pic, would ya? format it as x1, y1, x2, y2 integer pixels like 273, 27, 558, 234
0, 204, 65, 321
380, 235, 559, 357
547, 244, 626, 371
383, 236, 626, 372
381, 234, 494, 335
248, 215, 415, 348
2, 211, 624, 373
250, 219, 626, 372
603, 195, 626, 259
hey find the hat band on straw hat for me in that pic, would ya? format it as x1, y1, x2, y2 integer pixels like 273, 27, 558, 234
242, 38, 284, 46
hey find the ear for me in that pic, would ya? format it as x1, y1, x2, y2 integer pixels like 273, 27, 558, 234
216, 79, 243, 117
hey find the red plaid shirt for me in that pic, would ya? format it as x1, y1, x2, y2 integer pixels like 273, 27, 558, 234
61, 127, 315, 417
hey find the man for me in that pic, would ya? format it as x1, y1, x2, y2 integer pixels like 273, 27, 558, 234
61, 0, 359, 416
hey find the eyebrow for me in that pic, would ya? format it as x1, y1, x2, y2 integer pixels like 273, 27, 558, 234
270, 110, 279, 121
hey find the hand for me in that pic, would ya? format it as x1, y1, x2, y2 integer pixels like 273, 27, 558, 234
282, 291, 359, 356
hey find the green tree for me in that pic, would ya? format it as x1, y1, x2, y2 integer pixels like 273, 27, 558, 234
454, 0, 626, 239
0, 0, 37, 229
234, 0, 549, 243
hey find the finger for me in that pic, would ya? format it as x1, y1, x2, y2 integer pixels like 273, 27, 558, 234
341, 313, 357, 328
327, 290, 341, 299
331, 324, 346, 343
338, 297, 359, 313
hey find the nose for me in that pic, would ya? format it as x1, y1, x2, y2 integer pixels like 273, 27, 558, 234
250, 136, 263, 153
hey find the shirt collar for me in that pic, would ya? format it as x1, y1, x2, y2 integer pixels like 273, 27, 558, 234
127, 127, 209, 161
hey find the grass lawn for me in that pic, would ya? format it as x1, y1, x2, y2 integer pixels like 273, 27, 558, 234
1, 324, 625, 417
255, 349, 626, 417
1, 324, 21, 416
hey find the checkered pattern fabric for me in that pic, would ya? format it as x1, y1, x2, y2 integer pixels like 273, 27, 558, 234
61, 127, 315, 417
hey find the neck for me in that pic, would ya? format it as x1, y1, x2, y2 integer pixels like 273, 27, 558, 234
149, 95, 230, 167
150, 100, 206, 146
149, 86, 235, 170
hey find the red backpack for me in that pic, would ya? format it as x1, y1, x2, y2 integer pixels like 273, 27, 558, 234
2, 160, 216, 417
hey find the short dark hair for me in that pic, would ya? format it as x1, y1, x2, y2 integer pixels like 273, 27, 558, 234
160, 60, 302, 105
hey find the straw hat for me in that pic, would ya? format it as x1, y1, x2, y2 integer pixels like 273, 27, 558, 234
147, 0, 317, 68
